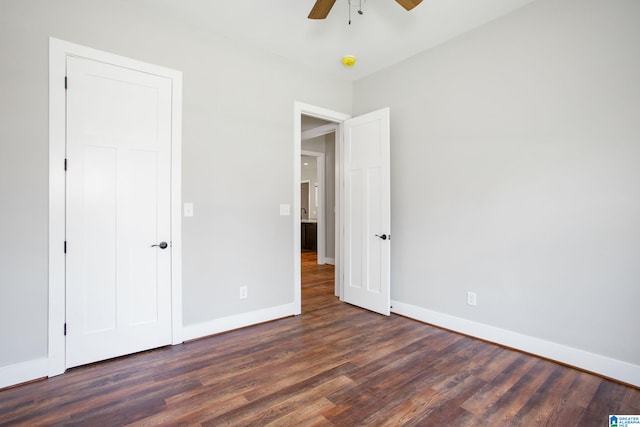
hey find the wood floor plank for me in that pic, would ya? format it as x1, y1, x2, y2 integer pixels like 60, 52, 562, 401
126, 391, 249, 426
1, 251, 638, 426
398, 375, 486, 427
476, 358, 558, 425
201, 371, 354, 426
461, 353, 538, 416
264, 398, 336, 427
358, 386, 440, 426
622, 387, 640, 413
577, 380, 630, 427
475, 345, 522, 382
510, 365, 578, 425
560, 366, 603, 409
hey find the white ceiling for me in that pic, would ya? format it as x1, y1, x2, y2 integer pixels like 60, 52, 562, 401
135, 0, 535, 81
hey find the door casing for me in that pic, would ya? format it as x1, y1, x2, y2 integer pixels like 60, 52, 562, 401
48, 38, 183, 376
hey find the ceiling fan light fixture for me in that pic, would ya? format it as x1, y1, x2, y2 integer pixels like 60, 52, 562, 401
308, 0, 423, 20
342, 55, 356, 67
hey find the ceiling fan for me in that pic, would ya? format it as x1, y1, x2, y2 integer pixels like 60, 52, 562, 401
308, 0, 423, 19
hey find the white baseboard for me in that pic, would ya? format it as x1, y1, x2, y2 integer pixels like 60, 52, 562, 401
323, 257, 335, 265
391, 300, 640, 388
5, 303, 636, 390
0, 357, 48, 390
182, 302, 298, 342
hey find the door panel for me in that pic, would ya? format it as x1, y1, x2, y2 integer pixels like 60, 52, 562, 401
66, 56, 172, 368
122, 149, 161, 326
349, 168, 364, 288
82, 145, 117, 334
343, 108, 391, 315
368, 166, 383, 294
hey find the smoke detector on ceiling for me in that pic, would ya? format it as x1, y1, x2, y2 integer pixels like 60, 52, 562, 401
342, 55, 356, 67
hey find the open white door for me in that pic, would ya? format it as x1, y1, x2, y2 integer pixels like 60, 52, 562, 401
65, 56, 173, 368
342, 108, 391, 315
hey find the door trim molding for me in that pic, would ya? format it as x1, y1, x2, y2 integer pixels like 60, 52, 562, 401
294, 102, 350, 313
48, 38, 183, 377
302, 123, 338, 141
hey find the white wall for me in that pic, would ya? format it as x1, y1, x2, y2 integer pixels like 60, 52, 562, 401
355, 0, 640, 379
324, 133, 336, 260
0, 0, 351, 375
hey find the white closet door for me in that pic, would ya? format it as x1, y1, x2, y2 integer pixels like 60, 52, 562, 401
65, 55, 173, 368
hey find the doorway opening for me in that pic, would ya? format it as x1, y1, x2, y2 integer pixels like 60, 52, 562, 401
301, 120, 335, 312
294, 103, 349, 315
294, 102, 391, 317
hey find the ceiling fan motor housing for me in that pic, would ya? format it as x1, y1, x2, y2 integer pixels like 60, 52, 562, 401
308, 0, 422, 19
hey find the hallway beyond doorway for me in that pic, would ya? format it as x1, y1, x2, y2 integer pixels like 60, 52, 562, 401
301, 250, 335, 314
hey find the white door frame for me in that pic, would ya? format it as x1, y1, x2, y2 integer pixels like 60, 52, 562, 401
48, 38, 183, 376
301, 150, 325, 264
294, 102, 350, 312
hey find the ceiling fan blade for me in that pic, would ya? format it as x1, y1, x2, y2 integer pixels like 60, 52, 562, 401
308, 0, 337, 19
395, 0, 423, 11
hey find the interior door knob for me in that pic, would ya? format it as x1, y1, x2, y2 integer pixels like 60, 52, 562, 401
151, 241, 168, 249
375, 234, 388, 240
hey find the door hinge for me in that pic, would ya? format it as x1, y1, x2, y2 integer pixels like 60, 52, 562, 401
64, 241, 67, 253
64, 158, 67, 171
64, 76, 68, 89
64, 323, 67, 336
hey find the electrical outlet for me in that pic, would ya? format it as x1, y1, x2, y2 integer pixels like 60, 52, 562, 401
467, 291, 477, 306
240, 286, 248, 299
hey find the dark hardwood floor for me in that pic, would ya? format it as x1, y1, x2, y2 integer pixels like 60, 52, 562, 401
1, 251, 638, 426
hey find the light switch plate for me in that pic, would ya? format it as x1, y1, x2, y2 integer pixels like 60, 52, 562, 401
184, 203, 194, 217
280, 204, 291, 216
